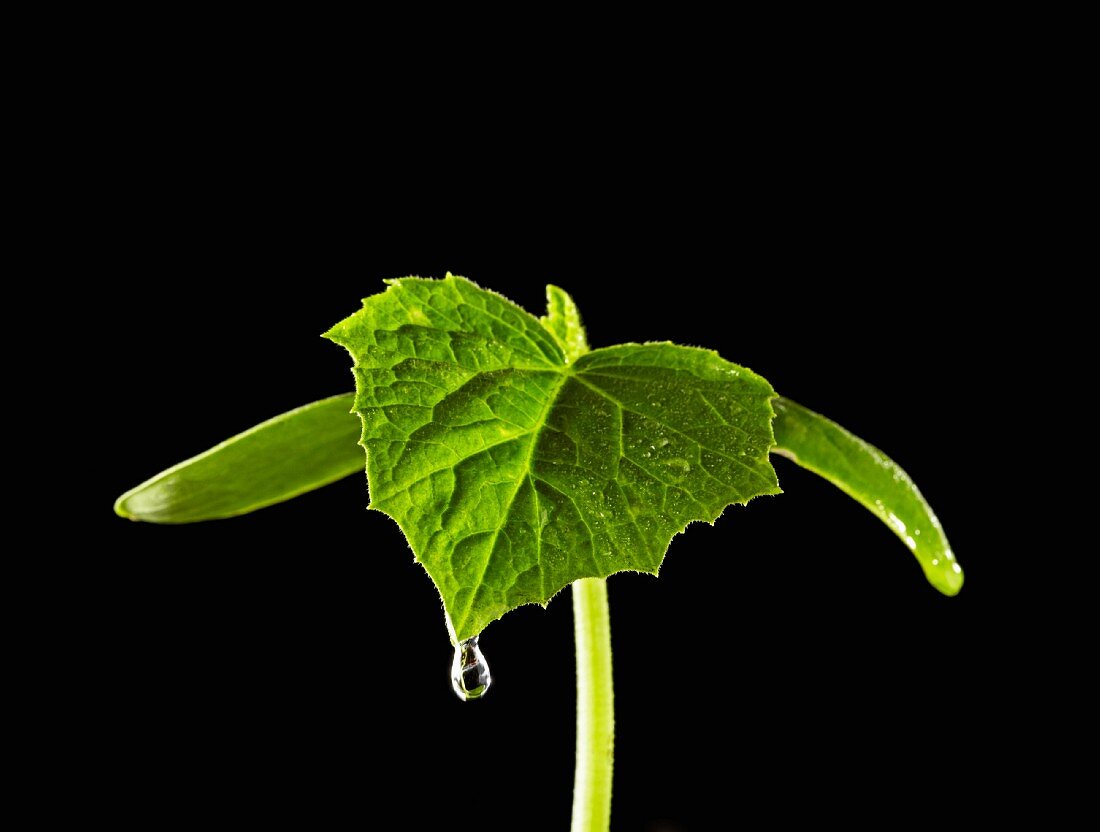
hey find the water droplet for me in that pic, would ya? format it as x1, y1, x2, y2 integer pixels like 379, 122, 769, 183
451, 636, 491, 701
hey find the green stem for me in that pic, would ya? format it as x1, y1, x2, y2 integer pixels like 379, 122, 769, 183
571, 578, 614, 832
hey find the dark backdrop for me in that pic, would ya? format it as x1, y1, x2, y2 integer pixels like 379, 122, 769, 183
82, 121, 1011, 830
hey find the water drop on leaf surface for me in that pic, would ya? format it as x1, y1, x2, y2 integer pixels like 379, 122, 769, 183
451, 636, 491, 701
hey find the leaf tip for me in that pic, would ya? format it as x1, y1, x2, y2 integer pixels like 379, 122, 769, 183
113, 493, 138, 521
930, 557, 964, 596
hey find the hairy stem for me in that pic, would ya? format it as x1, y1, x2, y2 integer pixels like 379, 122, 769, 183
571, 578, 614, 832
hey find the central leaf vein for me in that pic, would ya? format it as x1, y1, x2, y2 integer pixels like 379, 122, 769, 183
456, 369, 571, 634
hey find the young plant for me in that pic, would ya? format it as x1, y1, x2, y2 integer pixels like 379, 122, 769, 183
115, 275, 961, 832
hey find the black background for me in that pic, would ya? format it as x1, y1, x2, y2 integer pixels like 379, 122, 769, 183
77, 85, 1023, 830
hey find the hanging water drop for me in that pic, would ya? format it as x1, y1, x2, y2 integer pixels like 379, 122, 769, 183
451, 636, 491, 701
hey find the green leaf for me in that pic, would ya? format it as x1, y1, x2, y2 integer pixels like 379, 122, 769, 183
114, 394, 362, 523
541, 284, 589, 363
771, 396, 962, 595
325, 275, 780, 641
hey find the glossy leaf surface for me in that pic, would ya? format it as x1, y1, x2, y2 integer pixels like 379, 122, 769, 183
325, 276, 779, 640
114, 394, 361, 523
771, 396, 962, 595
